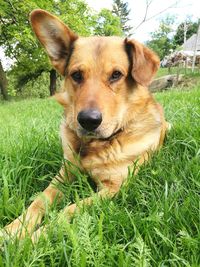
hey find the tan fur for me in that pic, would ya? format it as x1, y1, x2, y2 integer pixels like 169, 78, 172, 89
1, 9, 170, 242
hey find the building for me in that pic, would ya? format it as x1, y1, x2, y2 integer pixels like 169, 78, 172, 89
183, 33, 200, 51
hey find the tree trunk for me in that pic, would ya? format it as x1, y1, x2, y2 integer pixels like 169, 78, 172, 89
49, 69, 57, 96
0, 60, 9, 100
192, 23, 200, 73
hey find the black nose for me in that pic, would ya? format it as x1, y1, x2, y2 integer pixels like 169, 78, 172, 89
77, 109, 102, 131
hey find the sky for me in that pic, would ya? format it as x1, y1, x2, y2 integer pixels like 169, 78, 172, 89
86, 0, 199, 42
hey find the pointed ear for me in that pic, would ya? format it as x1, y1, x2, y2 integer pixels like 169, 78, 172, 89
30, 9, 78, 75
125, 39, 160, 87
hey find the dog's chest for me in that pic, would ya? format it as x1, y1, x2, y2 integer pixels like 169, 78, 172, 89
79, 139, 108, 161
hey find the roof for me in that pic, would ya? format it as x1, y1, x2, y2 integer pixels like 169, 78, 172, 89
183, 33, 200, 51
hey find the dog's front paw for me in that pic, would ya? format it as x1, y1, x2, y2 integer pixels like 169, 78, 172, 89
3, 218, 23, 238
31, 225, 47, 243
0, 228, 10, 248
2, 217, 36, 240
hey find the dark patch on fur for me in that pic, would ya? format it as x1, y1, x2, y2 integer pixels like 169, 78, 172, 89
63, 41, 76, 76
124, 38, 137, 87
55, 37, 69, 59
79, 145, 88, 158
124, 38, 133, 76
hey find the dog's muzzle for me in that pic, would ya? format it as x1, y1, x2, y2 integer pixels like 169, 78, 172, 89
77, 109, 102, 131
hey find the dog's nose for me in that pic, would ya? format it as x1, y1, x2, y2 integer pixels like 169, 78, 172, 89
77, 109, 102, 131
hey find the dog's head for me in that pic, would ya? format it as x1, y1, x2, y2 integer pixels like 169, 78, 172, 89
30, 9, 160, 139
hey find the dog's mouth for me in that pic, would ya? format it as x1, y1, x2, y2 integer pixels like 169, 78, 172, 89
77, 127, 123, 141
99, 128, 123, 141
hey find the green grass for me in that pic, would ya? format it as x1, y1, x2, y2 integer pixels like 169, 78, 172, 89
156, 67, 200, 78
0, 85, 200, 266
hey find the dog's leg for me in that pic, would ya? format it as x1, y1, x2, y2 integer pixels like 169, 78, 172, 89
2, 167, 72, 239
62, 180, 121, 217
31, 180, 121, 242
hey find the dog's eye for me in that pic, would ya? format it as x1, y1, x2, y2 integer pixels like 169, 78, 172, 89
110, 71, 123, 82
71, 71, 83, 83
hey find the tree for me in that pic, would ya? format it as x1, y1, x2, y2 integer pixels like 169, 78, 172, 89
112, 0, 132, 36
0, 60, 9, 100
173, 20, 199, 47
146, 16, 175, 60
0, 0, 96, 96
94, 8, 123, 36
0, 0, 55, 95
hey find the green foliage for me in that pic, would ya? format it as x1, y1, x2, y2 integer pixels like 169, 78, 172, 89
16, 73, 52, 99
94, 8, 123, 36
6, 71, 64, 99
52, 0, 95, 37
112, 0, 133, 36
0, 0, 52, 66
173, 20, 199, 47
146, 16, 175, 60
0, 0, 54, 93
0, 0, 96, 92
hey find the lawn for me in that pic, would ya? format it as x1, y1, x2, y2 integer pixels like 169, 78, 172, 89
156, 67, 200, 78
0, 85, 199, 266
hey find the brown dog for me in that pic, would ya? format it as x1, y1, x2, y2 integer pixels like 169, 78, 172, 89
2, 9, 170, 241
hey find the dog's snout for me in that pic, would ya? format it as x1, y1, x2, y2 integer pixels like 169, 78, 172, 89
77, 109, 102, 131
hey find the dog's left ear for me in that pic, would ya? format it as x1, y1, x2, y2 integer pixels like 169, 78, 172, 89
30, 9, 78, 75
125, 39, 160, 87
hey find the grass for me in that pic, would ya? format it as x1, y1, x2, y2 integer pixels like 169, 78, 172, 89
0, 84, 200, 266
156, 67, 200, 78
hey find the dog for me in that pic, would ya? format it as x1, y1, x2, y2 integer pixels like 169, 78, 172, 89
1, 9, 170, 242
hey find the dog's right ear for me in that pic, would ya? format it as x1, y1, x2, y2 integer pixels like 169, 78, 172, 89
30, 9, 78, 75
